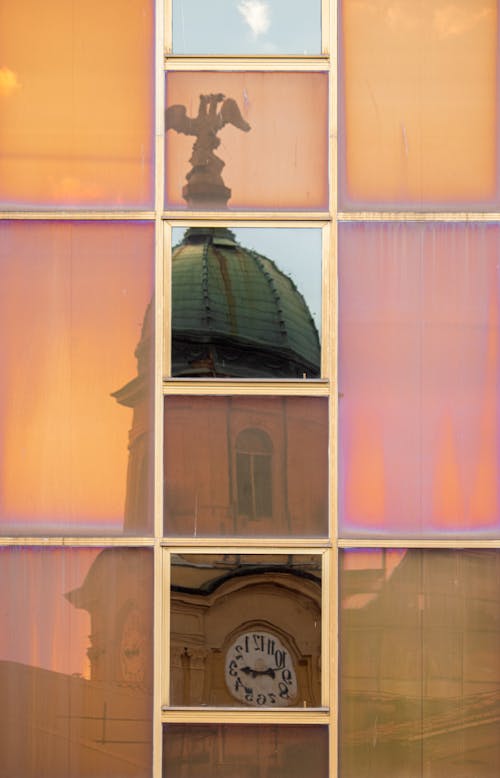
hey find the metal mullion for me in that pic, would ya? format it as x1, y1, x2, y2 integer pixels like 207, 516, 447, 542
0, 536, 155, 547
164, 218, 330, 229
161, 537, 331, 549
161, 708, 330, 724
164, 56, 330, 72
163, 380, 330, 396
163, 211, 331, 221
337, 538, 500, 549
0, 211, 156, 220
153, 0, 166, 775
338, 211, 500, 222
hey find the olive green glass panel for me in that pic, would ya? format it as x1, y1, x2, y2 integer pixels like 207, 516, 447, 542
169, 554, 322, 707
340, 548, 500, 777
0, 547, 153, 778
169, 226, 322, 379
163, 724, 328, 778
163, 396, 328, 537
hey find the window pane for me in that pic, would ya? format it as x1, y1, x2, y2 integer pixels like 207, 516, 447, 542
0, 221, 154, 535
0, 547, 153, 777
170, 554, 322, 707
163, 724, 328, 778
169, 227, 322, 379
0, 0, 154, 208
340, 0, 499, 209
165, 72, 329, 211
339, 222, 500, 537
164, 396, 328, 537
171, 0, 322, 55
340, 548, 500, 777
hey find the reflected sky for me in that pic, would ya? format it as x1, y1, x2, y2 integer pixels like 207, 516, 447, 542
172, 227, 322, 334
172, 0, 321, 55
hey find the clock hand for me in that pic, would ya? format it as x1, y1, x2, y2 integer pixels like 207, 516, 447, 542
240, 666, 276, 679
240, 666, 258, 678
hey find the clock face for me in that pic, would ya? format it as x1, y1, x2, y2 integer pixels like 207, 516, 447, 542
225, 630, 297, 707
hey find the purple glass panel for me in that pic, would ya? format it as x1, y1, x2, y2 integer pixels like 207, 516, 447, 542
339, 222, 500, 537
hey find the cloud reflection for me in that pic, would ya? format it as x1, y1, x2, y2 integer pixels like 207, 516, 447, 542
238, 0, 271, 36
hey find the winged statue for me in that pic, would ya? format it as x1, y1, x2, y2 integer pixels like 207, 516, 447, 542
166, 93, 251, 208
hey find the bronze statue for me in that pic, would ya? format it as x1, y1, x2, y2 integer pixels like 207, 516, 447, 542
166, 93, 251, 208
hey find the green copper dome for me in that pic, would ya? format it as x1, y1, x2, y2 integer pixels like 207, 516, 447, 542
171, 228, 320, 378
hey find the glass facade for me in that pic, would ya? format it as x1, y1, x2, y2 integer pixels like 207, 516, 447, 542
1, 0, 497, 776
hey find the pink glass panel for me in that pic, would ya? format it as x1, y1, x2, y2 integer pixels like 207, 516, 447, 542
0, 221, 154, 535
341, 548, 500, 777
340, 0, 499, 209
164, 396, 328, 537
0, 546, 153, 777
163, 724, 328, 778
0, 0, 154, 208
165, 72, 329, 211
339, 222, 500, 536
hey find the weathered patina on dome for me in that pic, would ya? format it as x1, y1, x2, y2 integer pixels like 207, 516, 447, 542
171, 227, 321, 378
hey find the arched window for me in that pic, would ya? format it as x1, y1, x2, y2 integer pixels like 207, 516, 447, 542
235, 428, 273, 520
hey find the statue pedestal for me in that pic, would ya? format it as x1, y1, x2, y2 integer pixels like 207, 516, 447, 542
183, 171, 231, 209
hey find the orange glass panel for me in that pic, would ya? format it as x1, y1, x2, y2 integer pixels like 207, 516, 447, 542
341, 548, 500, 777
0, 221, 154, 534
164, 396, 328, 537
0, 0, 154, 208
340, 0, 499, 209
163, 724, 328, 778
0, 546, 153, 777
165, 71, 329, 211
339, 222, 500, 536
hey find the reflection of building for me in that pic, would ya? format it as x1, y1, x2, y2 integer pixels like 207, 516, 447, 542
0, 226, 323, 776
112, 301, 154, 534
163, 724, 328, 778
170, 555, 322, 707
0, 549, 153, 778
171, 228, 320, 378
164, 395, 328, 537
341, 550, 500, 777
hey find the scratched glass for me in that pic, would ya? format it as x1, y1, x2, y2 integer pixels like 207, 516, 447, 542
165, 71, 329, 211
164, 396, 329, 537
169, 554, 322, 707
0, 546, 153, 778
340, 548, 500, 777
340, 0, 499, 209
163, 724, 328, 776
0, 221, 154, 536
171, 0, 322, 55
0, 0, 154, 208
169, 226, 322, 379
339, 222, 500, 537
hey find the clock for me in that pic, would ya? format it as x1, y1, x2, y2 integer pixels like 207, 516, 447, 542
225, 630, 297, 707
119, 607, 148, 684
